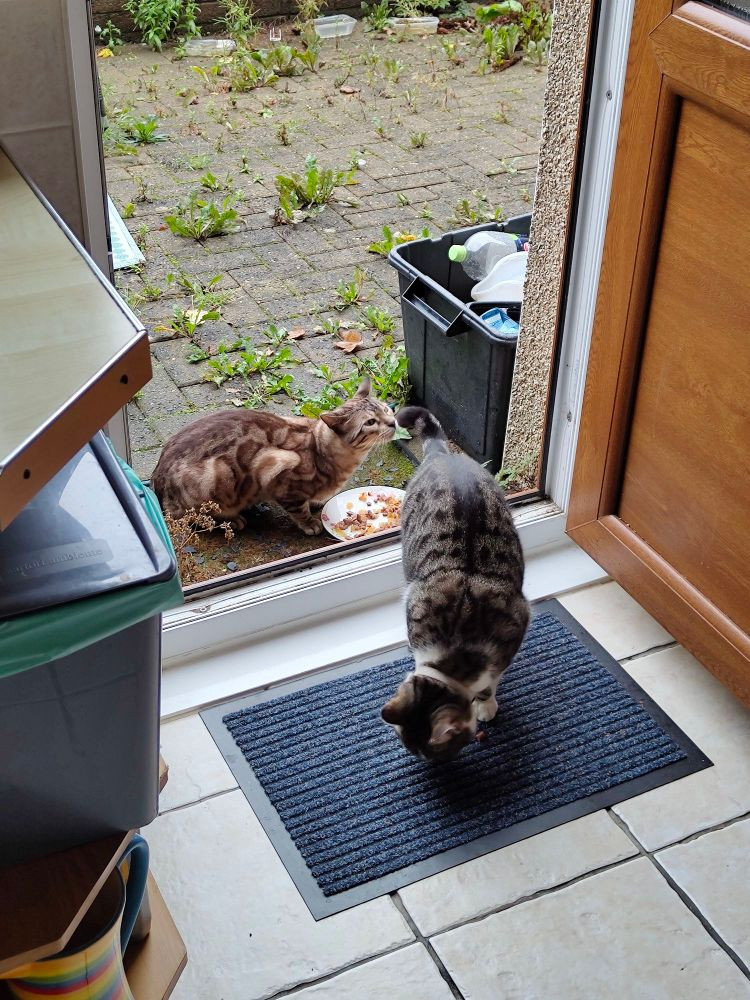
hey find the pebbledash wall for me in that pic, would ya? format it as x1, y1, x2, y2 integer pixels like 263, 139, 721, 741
91, 0, 359, 33
503, 0, 596, 479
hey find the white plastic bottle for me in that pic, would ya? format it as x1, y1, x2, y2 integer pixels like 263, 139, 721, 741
448, 231, 522, 281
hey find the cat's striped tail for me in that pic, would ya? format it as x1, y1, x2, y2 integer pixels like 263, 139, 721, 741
395, 406, 449, 460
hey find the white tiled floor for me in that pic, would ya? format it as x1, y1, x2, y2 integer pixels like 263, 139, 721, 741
149, 581, 750, 1000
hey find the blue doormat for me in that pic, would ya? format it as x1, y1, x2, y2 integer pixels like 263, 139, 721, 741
202, 600, 710, 918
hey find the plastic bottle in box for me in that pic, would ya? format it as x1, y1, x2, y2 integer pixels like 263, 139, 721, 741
448, 231, 527, 281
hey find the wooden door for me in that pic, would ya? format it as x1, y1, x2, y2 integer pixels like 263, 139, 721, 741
568, 0, 750, 705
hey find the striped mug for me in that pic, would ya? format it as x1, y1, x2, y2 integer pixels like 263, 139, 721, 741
5, 834, 149, 1000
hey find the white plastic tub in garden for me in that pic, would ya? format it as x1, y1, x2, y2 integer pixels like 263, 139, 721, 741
313, 14, 357, 37
184, 38, 236, 55
387, 15, 439, 33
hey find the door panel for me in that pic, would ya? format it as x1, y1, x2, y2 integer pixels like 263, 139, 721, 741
619, 103, 750, 636
568, 0, 750, 705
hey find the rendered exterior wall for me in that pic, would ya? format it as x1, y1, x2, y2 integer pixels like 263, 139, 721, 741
503, 1, 595, 478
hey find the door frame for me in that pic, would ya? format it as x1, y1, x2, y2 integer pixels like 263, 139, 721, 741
160, 0, 636, 668
567, 0, 750, 703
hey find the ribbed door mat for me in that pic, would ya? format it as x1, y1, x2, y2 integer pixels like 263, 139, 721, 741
202, 600, 710, 918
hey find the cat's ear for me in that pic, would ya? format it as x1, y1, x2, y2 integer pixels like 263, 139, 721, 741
428, 719, 463, 748
320, 410, 347, 433
355, 377, 372, 398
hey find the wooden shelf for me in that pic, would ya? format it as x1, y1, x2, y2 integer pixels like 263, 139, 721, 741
0, 145, 151, 529
124, 874, 187, 1000
0, 830, 133, 975
0, 756, 185, 998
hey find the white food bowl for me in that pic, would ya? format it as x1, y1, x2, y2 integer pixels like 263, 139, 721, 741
313, 14, 357, 37
321, 486, 405, 540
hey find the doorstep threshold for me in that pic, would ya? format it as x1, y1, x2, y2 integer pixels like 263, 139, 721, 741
160, 536, 606, 719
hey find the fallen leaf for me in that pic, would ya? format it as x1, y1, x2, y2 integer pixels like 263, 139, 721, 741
97, 47, 113, 58
288, 327, 305, 340
339, 85, 358, 95
334, 330, 362, 353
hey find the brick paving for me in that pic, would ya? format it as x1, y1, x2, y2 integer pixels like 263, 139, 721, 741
100, 26, 546, 482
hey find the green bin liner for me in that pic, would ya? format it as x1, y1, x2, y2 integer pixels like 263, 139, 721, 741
0, 443, 183, 680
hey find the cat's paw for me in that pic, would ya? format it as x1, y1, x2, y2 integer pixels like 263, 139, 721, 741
301, 521, 323, 536
476, 697, 498, 723
230, 515, 247, 531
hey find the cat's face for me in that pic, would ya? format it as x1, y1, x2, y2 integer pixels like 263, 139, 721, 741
319, 379, 396, 448
381, 676, 476, 761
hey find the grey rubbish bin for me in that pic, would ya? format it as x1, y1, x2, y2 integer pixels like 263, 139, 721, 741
0, 434, 182, 867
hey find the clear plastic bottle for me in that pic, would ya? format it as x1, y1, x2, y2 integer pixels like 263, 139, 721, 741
448, 232, 523, 281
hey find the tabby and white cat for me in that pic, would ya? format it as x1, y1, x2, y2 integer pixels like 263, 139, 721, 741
151, 379, 395, 535
381, 406, 530, 760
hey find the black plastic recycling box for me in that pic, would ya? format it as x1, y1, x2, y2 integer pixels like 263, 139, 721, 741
388, 213, 531, 474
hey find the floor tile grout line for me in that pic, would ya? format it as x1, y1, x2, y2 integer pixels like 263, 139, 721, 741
624, 799, 750, 854
158, 784, 237, 816
635, 805, 750, 853
618, 639, 678, 665
607, 810, 750, 981
264, 941, 416, 999
420, 853, 638, 940
391, 895, 466, 1000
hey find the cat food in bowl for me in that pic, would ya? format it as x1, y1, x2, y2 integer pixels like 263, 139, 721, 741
322, 487, 404, 541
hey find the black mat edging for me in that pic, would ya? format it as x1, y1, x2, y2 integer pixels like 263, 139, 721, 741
201, 599, 711, 920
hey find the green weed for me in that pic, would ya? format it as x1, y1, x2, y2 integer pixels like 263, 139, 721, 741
361, 0, 390, 31
217, 0, 260, 42
334, 267, 369, 311
205, 338, 298, 386
384, 58, 404, 84
164, 193, 241, 240
441, 38, 463, 65
123, 114, 167, 144
156, 303, 221, 338
449, 191, 504, 225
200, 170, 234, 191
314, 316, 343, 337
480, 24, 522, 72
294, 337, 409, 417
185, 153, 212, 171
124, 0, 201, 51
295, 0, 323, 24
274, 155, 356, 224
166, 266, 234, 308
360, 304, 396, 334
367, 224, 430, 256
95, 19, 123, 49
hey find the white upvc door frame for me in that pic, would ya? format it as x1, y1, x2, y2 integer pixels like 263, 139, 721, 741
161, 0, 635, 674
